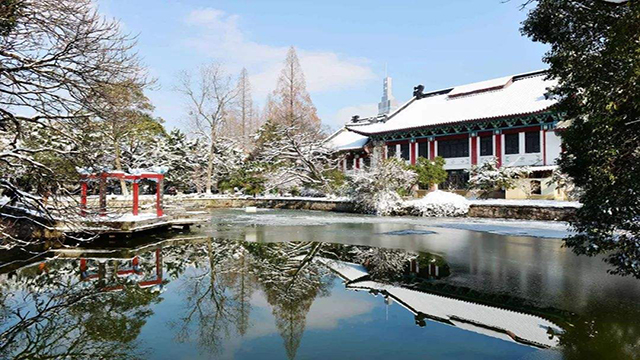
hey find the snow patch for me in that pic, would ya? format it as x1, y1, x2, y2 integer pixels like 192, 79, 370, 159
402, 190, 470, 217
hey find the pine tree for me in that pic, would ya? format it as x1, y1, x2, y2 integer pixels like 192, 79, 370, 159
266, 47, 320, 132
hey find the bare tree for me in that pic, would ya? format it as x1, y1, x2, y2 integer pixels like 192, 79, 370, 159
0, 0, 149, 243
265, 47, 320, 132
221, 68, 260, 147
91, 81, 155, 196
176, 63, 238, 194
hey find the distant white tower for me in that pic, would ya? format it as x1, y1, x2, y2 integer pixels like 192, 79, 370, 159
378, 67, 398, 116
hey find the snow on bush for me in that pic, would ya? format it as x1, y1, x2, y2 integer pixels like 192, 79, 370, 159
403, 190, 469, 217
372, 190, 404, 216
341, 158, 416, 215
468, 158, 530, 198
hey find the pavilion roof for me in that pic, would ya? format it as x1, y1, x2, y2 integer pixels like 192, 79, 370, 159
346, 70, 558, 136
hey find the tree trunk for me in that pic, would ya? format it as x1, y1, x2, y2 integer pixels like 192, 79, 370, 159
114, 142, 129, 196
206, 132, 215, 194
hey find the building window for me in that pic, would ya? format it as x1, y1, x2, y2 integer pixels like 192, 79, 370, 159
531, 180, 542, 195
525, 131, 540, 153
400, 143, 410, 161
387, 144, 396, 159
362, 156, 371, 168
418, 142, 428, 159
438, 138, 469, 158
346, 157, 353, 170
504, 133, 519, 155
480, 136, 492, 156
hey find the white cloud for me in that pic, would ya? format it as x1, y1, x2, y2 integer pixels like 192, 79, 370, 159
183, 8, 375, 99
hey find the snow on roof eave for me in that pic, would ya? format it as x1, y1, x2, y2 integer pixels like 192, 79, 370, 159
324, 127, 347, 144
345, 97, 417, 133
349, 107, 557, 137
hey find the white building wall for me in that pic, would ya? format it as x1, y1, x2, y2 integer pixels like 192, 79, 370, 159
444, 157, 471, 170
546, 131, 562, 165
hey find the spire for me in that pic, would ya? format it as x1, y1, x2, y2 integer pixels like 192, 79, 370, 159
378, 67, 398, 116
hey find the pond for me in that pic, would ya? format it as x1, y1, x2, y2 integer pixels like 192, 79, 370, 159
1, 209, 639, 359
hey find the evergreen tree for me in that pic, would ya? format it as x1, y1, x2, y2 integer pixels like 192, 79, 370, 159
522, 0, 640, 277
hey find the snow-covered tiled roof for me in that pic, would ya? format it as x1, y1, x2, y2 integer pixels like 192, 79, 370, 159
347, 70, 558, 136
326, 127, 369, 151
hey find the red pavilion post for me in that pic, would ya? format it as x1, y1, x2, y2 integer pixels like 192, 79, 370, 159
132, 179, 139, 216
80, 180, 88, 216
156, 175, 163, 217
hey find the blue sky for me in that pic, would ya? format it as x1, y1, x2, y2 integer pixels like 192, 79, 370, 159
96, 0, 548, 131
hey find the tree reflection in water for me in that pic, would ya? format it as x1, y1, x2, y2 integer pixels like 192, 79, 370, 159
0, 250, 164, 359
0, 237, 639, 359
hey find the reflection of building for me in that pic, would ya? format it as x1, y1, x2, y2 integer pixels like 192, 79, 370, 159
329, 70, 569, 199
78, 248, 163, 291
321, 258, 562, 349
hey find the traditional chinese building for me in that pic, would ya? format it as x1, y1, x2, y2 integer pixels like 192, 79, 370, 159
328, 70, 566, 199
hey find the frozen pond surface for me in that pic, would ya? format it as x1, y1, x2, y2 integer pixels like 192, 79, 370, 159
1, 209, 638, 359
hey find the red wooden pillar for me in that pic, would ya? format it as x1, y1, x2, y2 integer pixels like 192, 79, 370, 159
355, 156, 360, 169
80, 181, 88, 216
410, 142, 416, 165
495, 132, 502, 168
132, 179, 139, 216
156, 175, 163, 217
471, 136, 478, 165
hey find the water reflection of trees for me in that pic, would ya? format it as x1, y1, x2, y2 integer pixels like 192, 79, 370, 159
171, 240, 334, 359
171, 239, 249, 354
2, 238, 639, 359
0, 257, 163, 359
247, 242, 333, 360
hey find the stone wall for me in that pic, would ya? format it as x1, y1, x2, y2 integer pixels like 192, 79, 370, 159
177, 198, 357, 213
468, 204, 576, 222
101, 196, 358, 214
100, 196, 575, 221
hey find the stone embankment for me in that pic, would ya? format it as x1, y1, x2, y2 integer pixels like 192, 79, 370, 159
99, 195, 577, 222
468, 203, 576, 222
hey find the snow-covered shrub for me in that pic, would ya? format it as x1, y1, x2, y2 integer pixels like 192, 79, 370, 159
402, 190, 469, 217
468, 158, 530, 198
299, 187, 325, 198
351, 246, 418, 280
254, 122, 338, 194
342, 158, 417, 215
547, 167, 583, 201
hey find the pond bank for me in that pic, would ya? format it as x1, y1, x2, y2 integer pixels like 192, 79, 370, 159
103, 195, 577, 222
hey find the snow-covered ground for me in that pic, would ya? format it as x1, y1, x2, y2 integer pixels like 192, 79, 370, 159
94, 213, 162, 222
94, 193, 350, 202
